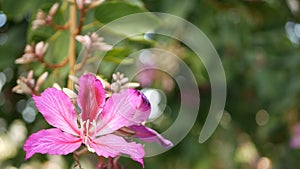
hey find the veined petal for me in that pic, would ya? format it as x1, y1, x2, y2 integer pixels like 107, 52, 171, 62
97, 89, 151, 135
24, 129, 82, 160
89, 134, 145, 167
33, 88, 79, 135
129, 125, 173, 148
78, 73, 105, 121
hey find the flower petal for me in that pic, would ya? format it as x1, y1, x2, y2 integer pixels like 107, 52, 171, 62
89, 134, 145, 167
33, 88, 79, 135
24, 128, 82, 160
97, 89, 151, 135
78, 73, 105, 121
129, 125, 173, 148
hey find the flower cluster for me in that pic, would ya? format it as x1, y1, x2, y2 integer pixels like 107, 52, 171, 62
15, 42, 48, 64
32, 3, 59, 30
24, 73, 172, 167
12, 70, 48, 95
76, 32, 112, 52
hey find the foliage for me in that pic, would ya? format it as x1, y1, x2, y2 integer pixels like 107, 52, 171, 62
1, 0, 300, 169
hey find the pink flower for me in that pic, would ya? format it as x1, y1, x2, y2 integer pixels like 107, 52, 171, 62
290, 123, 300, 148
24, 73, 172, 166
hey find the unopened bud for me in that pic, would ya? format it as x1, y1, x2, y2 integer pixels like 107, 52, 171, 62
49, 3, 59, 16
15, 54, 35, 64
53, 83, 62, 90
35, 41, 48, 58
27, 70, 34, 80
75, 35, 92, 49
76, 0, 84, 10
24, 44, 34, 53
89, 0, 105, 9
63, 88, 78, 99
35, 72, 48, 91
69, 75, 79, 84
123, 82, 140, 89
36, 10, 46, 20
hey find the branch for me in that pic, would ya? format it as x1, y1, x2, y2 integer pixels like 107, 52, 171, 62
67, 0, 78, 90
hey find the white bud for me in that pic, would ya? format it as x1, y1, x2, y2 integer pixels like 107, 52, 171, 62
63, 88, 78, 99
49, 3, 59, 16
53, 83, 62, 90
35, 41, 48, 58
35, 72, 48, 90
76, 0, 84, 9
76, 35, 92, 49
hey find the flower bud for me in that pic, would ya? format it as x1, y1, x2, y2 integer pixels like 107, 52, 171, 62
49, 3, 59, 16
76, 35, 92, 49
35, 41, 48, 58
35, 72, 48, 91
76, 0, 84, 10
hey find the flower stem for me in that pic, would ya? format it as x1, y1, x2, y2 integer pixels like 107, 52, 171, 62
96, 156, 104, 169
73, 147, 88, 169
49, 21, 70, 30
37, 55, 69, 68
67, 0, 77, 90
77, 7, 87, 35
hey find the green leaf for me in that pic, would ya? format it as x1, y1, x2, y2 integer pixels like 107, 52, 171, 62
103, 47, 133, 64
2, 0, 37, 22
0, 22, 27, 69
94, 1, 160, 36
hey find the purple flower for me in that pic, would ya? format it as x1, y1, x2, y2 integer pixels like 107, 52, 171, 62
24, 73, 172, 166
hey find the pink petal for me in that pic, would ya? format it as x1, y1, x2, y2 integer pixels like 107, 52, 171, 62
129, 125, 173, 148
89, 134, 145, 167
290, 134, 300, 148
78, 73, 105, 121
97, 89, 151, 135
24, 128, 82, 160
33, 88, 79, 136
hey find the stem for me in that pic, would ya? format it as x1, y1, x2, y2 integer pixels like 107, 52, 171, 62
49, 21, 70, 30
75, 50, 89, 71
77, 7, 87, 35
113, 157, 121, 169
107, 158, 113, 169
73, 147, 88, 169
96, 156, 104, 169
67, 0, 77, 90
37, 55, 69, 68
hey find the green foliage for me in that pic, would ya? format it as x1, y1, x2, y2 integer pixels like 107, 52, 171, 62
1, 0, 300, 169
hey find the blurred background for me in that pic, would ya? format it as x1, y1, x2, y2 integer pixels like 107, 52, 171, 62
1, 0, 300, 168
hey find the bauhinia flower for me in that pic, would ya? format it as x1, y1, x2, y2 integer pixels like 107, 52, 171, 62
24, 73, 172, 167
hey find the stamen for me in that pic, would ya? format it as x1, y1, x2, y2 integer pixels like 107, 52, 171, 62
87, 145, 95, 153
79, 119, 85, 140
84, 119, 90, 144
91, 119, 97, 139
115, 127, 136, 137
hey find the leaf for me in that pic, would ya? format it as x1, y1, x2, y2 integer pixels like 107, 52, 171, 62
2, 0, 38, 22
0, 22, 27, 69
103, 47, 133, 64
94, 1, 160, 36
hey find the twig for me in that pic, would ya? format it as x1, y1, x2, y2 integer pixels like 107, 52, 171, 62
73, 147, 89, 169
36, 55, 69, 68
